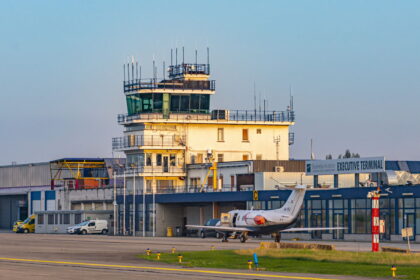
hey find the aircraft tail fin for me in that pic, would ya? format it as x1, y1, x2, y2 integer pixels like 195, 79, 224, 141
274, 185, 306, 217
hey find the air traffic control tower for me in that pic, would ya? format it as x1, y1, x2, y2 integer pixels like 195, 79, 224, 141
113, 49, 295, 193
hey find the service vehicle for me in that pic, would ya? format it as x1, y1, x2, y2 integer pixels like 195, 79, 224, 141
12, 220, 23, 232
16, 215, 36, 233
67, 220, 108, 235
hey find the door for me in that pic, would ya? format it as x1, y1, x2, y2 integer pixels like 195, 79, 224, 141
332, 213, 344, 240
163, 156, 169, 173
311, 213, 322, 239
232, 213, 238, 227
403, 213, 416, 241
88, 221, 96, 233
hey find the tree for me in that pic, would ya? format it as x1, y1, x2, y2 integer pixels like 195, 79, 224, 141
338, 149, 360, 159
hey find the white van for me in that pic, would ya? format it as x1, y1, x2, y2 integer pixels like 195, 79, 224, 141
67, 220, 108, 235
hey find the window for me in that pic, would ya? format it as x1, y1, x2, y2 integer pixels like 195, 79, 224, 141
88, 222, 95, 227
54, 214, 58, 224
191, 155, 196, 164
230, 175, 235, 188
75, 214, 82, 225
217, 154, 224, 162
63, 214, 70, 224
170, 154, 176, 166
38, 214, 44, 224
156, 154, 162, 166
197, 153, 203, 163
217, 128, 224, 142
242, 129, 249, 141
256, 154, 262, 160
146, 154, 152, 166
257, 129, 262, 134
48, 214, 54, 225
242, 154, 249, 160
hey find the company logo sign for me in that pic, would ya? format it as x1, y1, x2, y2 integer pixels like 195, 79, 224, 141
305, 157, 385, 175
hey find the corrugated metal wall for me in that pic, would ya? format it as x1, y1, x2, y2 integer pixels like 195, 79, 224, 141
252, 160, 305, 173
0, 163, 50, 188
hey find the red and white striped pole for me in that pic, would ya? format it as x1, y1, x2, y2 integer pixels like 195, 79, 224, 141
368, 189, 380, 252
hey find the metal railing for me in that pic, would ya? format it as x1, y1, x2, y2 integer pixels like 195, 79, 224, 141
117, 166, 186, 176
123, 78, 215, 93
168, 63, 210, 77
118, 109, 295, 124
112, 135, 186, 150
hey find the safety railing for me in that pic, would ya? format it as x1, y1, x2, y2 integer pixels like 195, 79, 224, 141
123, 78, 215, 93
112, 135, 186, 150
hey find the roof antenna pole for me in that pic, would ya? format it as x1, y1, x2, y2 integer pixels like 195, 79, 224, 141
253, 81, 256, 117
207, 47, 210, 74
123, 64, 126, 82
131, 57, 134, 82
163, 61, 165, 80
175, 48, 178, 65
182, 46, 185, 64
195, 49, 198, 66
171, 49, 173, 66
152, 57, 156, 81
136, 61, 138, 81
139, 65, 141, 81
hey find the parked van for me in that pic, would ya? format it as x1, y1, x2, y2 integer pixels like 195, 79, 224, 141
12, 220, 23, 232
16, 215, 36, 233
67, 220, 108, 235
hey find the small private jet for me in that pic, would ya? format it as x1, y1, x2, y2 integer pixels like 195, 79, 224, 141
186, 185, 345, 242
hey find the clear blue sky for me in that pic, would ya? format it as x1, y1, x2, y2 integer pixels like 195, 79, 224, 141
1, 0, 419, 165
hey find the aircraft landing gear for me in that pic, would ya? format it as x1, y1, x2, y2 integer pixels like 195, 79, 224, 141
240, 232, 248, 243
274, 232, 281, 243
222, 233, 229, 242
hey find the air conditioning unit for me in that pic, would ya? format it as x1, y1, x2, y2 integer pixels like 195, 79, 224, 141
274, 166, 284, 172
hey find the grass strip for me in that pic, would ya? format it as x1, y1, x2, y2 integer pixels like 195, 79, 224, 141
138, 249, 420, 280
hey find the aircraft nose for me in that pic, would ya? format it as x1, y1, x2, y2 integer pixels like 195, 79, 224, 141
253, 215, 266, 225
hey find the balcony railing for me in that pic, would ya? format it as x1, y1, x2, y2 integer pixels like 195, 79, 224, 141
112, 135, 186, 151
117, 109, 295, 124
123, 78, 215, 93
117, 166, 186, 176
168, 63, 210, 77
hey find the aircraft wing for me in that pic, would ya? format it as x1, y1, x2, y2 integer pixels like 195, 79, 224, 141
185, 225, 253, 232
281, 227, 346, 232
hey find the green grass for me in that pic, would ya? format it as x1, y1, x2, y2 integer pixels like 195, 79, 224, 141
138, 249, 420, 280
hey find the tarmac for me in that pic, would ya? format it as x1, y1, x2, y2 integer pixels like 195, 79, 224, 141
0, 232, 416, 280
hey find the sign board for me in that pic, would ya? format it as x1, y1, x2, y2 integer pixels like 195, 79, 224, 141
379, 219, 385, 234
401, 227, 413, 238
305, 157, 385, 175
253, 190, 259, 201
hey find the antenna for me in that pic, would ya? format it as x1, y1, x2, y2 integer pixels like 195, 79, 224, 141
175, 48, 178, 65
152, 56, 156, 81
136, 61, 138, 81
195, 49, 198, 65
310, 139, 315, 160
182, 46, 185, 64
123, 64, 126, 82
170, 49, 173, 66
162, 61, 165, 80
253, 81, 256, 116
139, 65, 141, 80
207, 47, 210, 74
131, 57, 134, 82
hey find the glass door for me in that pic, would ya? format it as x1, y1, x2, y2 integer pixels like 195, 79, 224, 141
311, 213, 322, 239
403, 213, 416, 241
333, 213, 344, 240
163, 156, 169, 173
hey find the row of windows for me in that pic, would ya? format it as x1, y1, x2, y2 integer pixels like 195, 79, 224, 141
127, 153, 178, 167
126, 93, 210, 115
217, 128, 262, 142
38, 213, 71, 225
190, 153, 260, 163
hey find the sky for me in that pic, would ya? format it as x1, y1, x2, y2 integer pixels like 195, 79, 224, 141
0, 0, 419, 165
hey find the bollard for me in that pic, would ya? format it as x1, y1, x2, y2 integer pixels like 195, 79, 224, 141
146, 248, 151, 256
211, 245, 215, 251
178, 254, 183, 264
172, 247, 176, 254
156, 252, 161, 260
391, 265, 397, 278
248, 260, 253, 270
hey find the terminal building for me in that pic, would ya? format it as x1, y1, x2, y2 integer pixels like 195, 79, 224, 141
0, 50, 419, 243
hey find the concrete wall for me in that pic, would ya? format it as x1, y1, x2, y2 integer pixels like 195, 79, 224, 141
156, 204, 185, 237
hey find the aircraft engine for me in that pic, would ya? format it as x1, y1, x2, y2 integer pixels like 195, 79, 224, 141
253, 215, 266, 225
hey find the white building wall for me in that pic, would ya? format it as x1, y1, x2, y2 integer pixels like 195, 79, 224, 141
186, 123, 289, 163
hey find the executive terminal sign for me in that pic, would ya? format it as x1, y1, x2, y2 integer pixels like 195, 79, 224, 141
305, 157, 385, 175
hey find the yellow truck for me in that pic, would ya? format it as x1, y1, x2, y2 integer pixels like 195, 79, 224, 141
12, 220, 23, 232
16, 215, 35, 233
